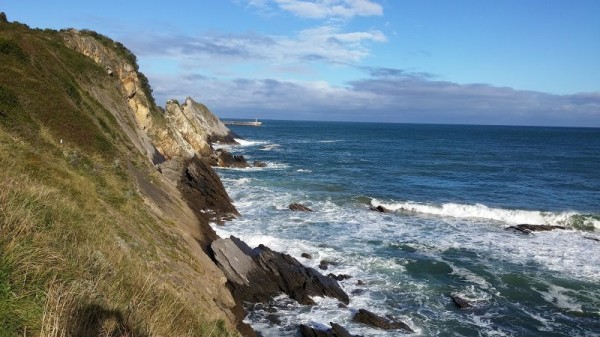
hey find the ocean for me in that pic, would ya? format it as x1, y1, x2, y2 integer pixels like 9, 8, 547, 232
213, 121, 600, 337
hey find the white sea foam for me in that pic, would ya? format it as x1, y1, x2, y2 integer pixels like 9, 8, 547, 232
537, 284, 583, 313
234, 138, 269, 147
296, 169, 312, 173
260, 144, 280, 151
317, 140, 342, 143
371, 199, 581, 226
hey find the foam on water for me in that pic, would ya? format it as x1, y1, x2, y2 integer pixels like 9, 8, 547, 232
234, 138, 269, 147
210, 121, 600, 336
371, 198, 586, 227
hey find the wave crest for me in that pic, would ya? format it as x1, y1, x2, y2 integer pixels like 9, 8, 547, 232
370, 199, 599, 229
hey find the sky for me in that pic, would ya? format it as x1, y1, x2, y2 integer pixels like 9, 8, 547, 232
2, 0, 600, 126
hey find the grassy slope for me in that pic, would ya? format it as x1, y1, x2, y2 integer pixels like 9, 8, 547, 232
0, 19, 237, 336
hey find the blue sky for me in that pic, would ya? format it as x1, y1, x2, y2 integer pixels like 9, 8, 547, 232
2, 0, 600, 126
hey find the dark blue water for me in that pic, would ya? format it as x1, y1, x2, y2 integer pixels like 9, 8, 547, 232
215, 121, 600, 336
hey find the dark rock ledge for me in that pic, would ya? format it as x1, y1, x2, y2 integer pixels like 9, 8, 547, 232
211, 236, 349, 306
505, 224, 566, 234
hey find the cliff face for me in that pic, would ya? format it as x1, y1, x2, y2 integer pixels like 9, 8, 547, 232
0, 18, 245, 336
60, 29, 237, 161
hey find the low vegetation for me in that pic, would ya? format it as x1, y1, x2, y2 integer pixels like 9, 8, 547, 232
0, 16, 237, 336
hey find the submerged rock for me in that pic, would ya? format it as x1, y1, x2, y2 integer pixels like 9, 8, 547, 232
211, 236, 349, 306
289, 203, 313, 212
370, 205, 391, 213
253, 160, 267, 168
352, 309, 413, 333
506, 224, 566, 234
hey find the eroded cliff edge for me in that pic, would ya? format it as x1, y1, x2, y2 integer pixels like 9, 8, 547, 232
0, 17, 249, 336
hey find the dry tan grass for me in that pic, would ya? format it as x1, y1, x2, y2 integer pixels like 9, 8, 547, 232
0, 131, 238, 337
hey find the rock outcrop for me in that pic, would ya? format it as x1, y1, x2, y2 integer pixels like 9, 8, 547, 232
289, 203, 313, 212
299, 323, 358, 337
506, 224, 566, 234
352, 309, 413, 333
211, 236, 349, 306
61, 30, 237, 161
450, 294, 473, 309
209, 149, 250, 168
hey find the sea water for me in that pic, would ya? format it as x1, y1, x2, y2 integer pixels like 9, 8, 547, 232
212, 121, 600, 337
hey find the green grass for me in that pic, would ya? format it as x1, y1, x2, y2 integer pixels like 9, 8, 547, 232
0, 19, 239, 337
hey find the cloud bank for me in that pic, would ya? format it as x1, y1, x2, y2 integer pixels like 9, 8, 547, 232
245, 0, 383, 19
149, 69, 600, 127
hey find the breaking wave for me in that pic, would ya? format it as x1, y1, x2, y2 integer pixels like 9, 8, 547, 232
371, 199, 600, 229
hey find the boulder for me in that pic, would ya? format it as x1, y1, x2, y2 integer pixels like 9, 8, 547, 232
352, 309, 413, 333
450, 294, 473, 309
289, 203, 313, 212
211, 236, 349, 306
253, 161, 267, 168
327, 273, 352, 281
331, 323, 359, 337
506, 224, 565, 234
299, 323, 359, 337
209, 149, 250, 168
370, 205, 391, 213
301, 253, 313, 259
319, 260, 338, 270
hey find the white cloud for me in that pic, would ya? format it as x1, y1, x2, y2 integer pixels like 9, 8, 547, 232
246, 0, 383, 19
128, 25, 386, 66
150, 72, 600, 127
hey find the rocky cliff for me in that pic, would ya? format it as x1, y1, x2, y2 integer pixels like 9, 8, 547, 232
61, 29, 237, 162
0, 16, 246, 336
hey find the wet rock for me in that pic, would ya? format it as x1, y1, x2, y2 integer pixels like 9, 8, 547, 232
506, 224, 566, 234
327, 273, 351, 281
319, 260, 338, 270
209, 149, 250, 168
301, 253, 313, 259
211, 236, 349, 306
299, 323, 360, 337
450, 294, 473, 309
331, 323, 360, 337
352, 309, 414, 333
356, 280, 365, 286
584, 236, 600, 242
289, 203, 313, 212
370, 205, 390, 213
253, 160, 267, 168
299, 324, 335, 337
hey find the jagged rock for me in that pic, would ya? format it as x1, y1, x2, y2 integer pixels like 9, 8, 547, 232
299, 324, 335, 337
211, 236, 349, 306
327, 273, 351, 281
450, 294, 473, 309
178, 156, 239, 230
370, 205, 391, 213
289, 203, 313, 212
209, 149, 250, 168
253, 161, 267, 168
352, 309, 413, 333
331, 323, 359, 337
506, 224, 566, 234
319, 260, 338, 270
299, 323, 360, 337
302, 253, 313, 259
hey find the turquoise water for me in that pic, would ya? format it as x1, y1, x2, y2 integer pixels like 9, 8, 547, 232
214, 121, 600, 337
